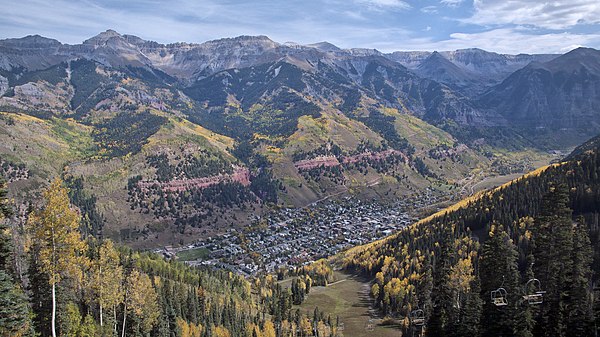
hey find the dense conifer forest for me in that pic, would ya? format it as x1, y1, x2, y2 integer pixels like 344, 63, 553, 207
341, 136, 600, 336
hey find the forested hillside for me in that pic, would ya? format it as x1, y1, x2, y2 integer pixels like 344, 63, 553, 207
339, 135, 600, 336
0, 179, 344, 337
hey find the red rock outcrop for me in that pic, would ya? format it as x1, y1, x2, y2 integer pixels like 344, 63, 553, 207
138, 166, 251, 193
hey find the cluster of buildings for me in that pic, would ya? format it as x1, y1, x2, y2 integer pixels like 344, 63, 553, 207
160, 190, 440, 276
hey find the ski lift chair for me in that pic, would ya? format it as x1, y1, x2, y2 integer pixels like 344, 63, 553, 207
523, 278, 546, 305
491, 287, 508, 306
410, 309, 426, 326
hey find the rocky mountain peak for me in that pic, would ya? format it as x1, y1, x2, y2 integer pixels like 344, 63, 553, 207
306, 42, 341, 52
83, 29, 125, 45
0, 35, 62, 48
347, 48, 383, 57
545, 47, 600, 73
203, 35, 278, 48
416, 49, 477, 88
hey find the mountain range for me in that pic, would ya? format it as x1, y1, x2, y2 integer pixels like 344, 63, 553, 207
1, 30, 599, 247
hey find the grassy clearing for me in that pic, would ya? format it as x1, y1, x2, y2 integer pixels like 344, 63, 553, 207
50, 117, 96, 158
176, 247, 210, 261
296, 271, 401, 337
393, 112, 454, 148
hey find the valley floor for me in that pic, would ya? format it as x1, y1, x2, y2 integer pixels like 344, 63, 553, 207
296, 271, 403, 337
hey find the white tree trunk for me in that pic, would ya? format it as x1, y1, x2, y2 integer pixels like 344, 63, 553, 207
114, 304, 118, 333
52, 282, 57, 337
121, 302, 126, 337
99, 264, 103, 326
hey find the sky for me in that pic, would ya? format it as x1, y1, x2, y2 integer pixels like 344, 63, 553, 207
1, 0, 600, 54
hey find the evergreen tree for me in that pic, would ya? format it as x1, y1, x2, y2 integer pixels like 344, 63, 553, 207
28, 244, 52, 337
0, 266, 34, 336
566, 218, 594, 337
0, 179, 34, 336
427, 230, 454, 337
456, 272, 483, 337
479, 224, 523, 337
532, 184, 573, 337
516, 254, 535, 337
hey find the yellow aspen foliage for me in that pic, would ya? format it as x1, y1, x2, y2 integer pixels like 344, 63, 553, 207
213, 326, 231, 337
375, 271, 384, 285
263, 320, 276, 337
28, 178, 88, 337
371, 283, 380, 298
126, 269, 160, 333
245, 323, 260, 337
177, 317, 202, 337
280, 320, 292, 337
300, 317, 312, 336
449, 257, 475, 295
89, 239, 124, 327
29, 178, 87, 286
317, 321, 330, 336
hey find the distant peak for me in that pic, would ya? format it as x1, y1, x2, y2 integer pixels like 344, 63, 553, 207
211, 35, 273, 42
306, 41, 341, 52
348, 48, 383, 57
545, 46, 600, 72
455, 47, 487, 53
201, 35, 279, 50
566, 46, 598, 55
83, 29, 123, 45
420, 50, 457, 68
0, 34, 61, 48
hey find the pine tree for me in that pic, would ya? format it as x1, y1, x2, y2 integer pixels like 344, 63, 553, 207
515, 253, 535, 337
532, 183, 573, 337
479, 224, 523, 337
28, 244, 52, 336
566, 218, 594, 337
455, 271, 483, 337
427, 230, 454, 337
0, 179, 34, 336
28, 178, 87, 337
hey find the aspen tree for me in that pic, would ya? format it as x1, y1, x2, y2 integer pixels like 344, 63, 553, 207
29, 178, 86, 337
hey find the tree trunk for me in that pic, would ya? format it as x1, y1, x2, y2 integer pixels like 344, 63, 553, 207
52, 282, 57, 337
121, 302, 127, 337
51, 227, 57, 337
100, 302, 103, 327
114, 304, 118, 333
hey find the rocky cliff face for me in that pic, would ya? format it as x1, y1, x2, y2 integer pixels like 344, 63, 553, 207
479, 48, 600, 134
0, 30, 598, 145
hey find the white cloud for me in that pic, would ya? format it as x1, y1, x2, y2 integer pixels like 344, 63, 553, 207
399, 28, 600, 54
341, 10, 367, 20
354, 0, 411, 11
420, 6, 438, 14
466, 0, 600, 29
2, 0, 600, 55
440, 0, 463, 7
